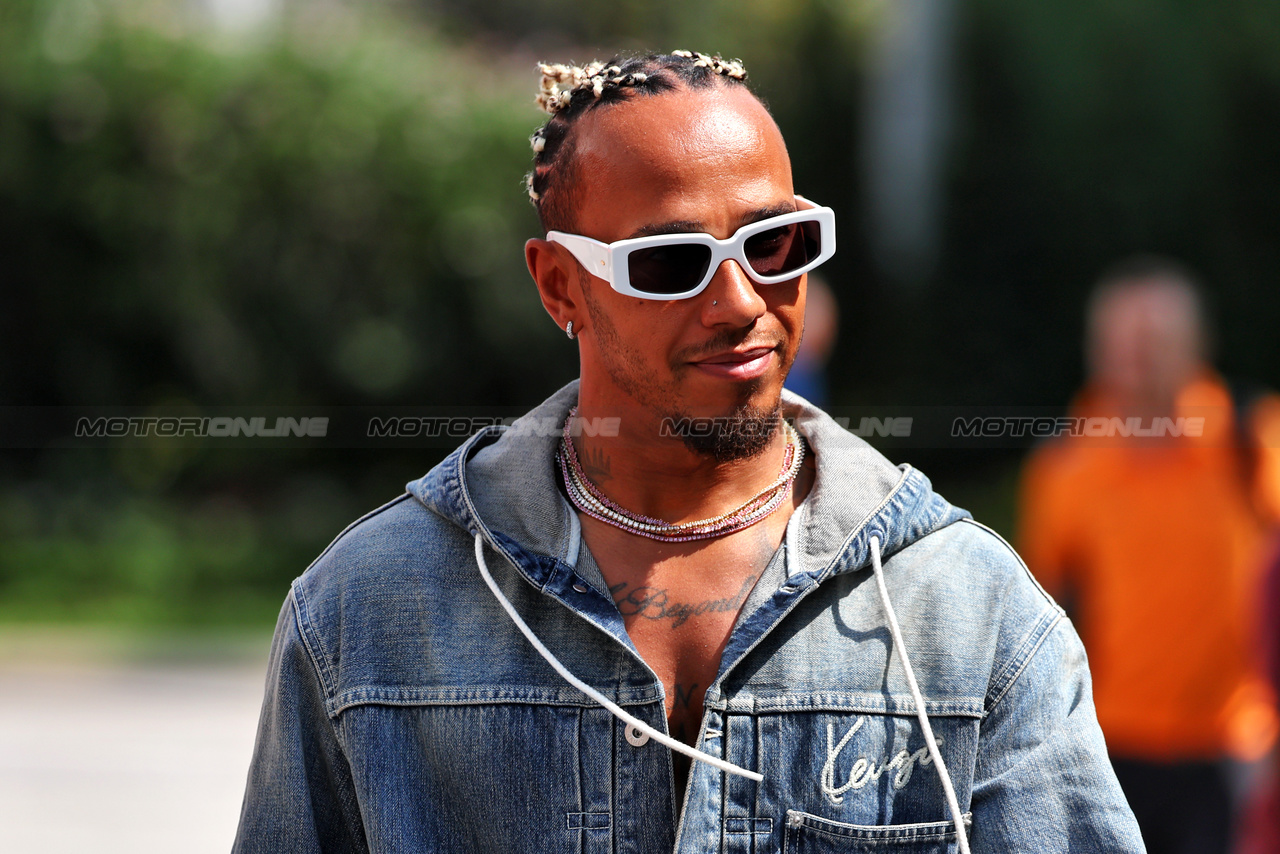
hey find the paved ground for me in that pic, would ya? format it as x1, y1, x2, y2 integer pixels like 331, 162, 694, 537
0, 630, 270, 854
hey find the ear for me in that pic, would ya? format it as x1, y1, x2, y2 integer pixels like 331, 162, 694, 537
526, 237, 582, 333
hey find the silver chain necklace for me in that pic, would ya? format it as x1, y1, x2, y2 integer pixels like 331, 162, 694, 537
556, 409, 804, 542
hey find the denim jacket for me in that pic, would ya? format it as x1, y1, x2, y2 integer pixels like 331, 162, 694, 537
235, 383, 1144, 853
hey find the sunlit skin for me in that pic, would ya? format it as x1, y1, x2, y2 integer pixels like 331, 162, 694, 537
525, 84, 816, 786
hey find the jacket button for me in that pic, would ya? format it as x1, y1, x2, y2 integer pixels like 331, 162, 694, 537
572, 582, 588, 593
625, 724, 650, 747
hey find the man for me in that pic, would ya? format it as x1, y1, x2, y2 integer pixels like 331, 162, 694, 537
782, 273, 839, 407
236, 51, 1142, 852
1019, 257, 1280, 854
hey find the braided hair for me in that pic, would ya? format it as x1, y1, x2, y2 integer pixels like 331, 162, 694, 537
526, 51, 752, 234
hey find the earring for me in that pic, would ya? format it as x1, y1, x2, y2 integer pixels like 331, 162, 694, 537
565, 320, 575, 339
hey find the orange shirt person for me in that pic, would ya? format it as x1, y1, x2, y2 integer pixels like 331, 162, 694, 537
1019, 257, 1280, 854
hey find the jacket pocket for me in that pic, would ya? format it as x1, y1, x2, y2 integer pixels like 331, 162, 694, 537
783, 809, 971, 853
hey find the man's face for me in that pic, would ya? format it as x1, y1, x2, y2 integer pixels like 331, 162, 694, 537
565, 84, 805, 437
1089, 279, 1202, 410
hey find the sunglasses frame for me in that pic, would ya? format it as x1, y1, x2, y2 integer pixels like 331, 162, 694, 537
546, 197, 836, 300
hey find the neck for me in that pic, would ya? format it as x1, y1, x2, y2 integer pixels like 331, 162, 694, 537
570, 395, 793, 525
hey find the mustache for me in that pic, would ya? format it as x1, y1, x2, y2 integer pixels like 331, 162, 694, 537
674, 328, 785, 363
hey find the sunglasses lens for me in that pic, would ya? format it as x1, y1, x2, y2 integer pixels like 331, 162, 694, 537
626, 243, 713, 294
744, 217, 821, 279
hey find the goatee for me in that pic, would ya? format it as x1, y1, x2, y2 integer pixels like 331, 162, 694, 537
667, 404, 782, 463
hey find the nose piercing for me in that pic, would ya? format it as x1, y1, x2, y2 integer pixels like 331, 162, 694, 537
712, 300, 718, 306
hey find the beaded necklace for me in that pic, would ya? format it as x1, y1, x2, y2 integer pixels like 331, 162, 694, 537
556, 409, 804, 542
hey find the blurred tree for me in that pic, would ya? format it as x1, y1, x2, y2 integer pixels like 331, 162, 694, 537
6, 0, 1280, 623
0, 0, 571, 622
0, 0, 561, 417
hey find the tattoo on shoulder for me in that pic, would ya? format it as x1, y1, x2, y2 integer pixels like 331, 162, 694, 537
610, 575, 757, 629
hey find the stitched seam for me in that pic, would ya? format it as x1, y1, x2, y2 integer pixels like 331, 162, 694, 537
575, 708, 586, 846
986, 608, 1064, 713
805, 827, 954, 841
283, 593, 366, 843
457, 428, 557, 595
787, 811, 972, 840
725, 818, 773, 834
955, 517, 1067, 713
959, 518, 1062, 614
299, 493, 415, 576
707, 693, 985, 717
289, 493, 418, 717
984, 600, 1055, 706
443, 424, 505, 539
566, 812, 610, 830
329, 687, 664, 716
801, 825, 956, 842
289, 584, 339, 705
817, 466, 914, 583
329, 713, 370, 845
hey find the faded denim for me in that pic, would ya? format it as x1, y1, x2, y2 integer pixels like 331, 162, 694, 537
235, 382, 1145, 853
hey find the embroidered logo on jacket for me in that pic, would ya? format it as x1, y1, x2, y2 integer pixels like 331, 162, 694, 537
820, 718, 939, 805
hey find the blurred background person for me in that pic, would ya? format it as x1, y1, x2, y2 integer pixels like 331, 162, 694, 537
1019, 255, 1280, 854
782, 273, 839, 407
1238, 537, 1280, 854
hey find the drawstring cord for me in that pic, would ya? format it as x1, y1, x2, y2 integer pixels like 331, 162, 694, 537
869, 535, 971, 854
473, 533, 764, 782
472, 526, 972, 848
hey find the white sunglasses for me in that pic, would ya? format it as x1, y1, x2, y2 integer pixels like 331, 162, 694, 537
547, 198, 836, 300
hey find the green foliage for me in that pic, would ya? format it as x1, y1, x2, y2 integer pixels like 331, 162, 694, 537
0, 480, 294, 625
0, 0, 574, 625
0, 0, 562, 413
7, 0, 1280, 626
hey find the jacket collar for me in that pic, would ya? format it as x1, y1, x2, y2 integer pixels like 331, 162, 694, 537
407, 381, 967, 583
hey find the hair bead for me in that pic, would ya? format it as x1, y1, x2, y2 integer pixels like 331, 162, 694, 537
526, 51, 752, 207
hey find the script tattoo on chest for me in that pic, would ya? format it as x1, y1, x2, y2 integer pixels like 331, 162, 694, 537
609, 575, 758, 630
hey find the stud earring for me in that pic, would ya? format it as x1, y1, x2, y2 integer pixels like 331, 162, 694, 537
565, 320, 575, 339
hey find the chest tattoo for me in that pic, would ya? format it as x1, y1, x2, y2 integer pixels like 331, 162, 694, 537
609, 575, 757, 629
